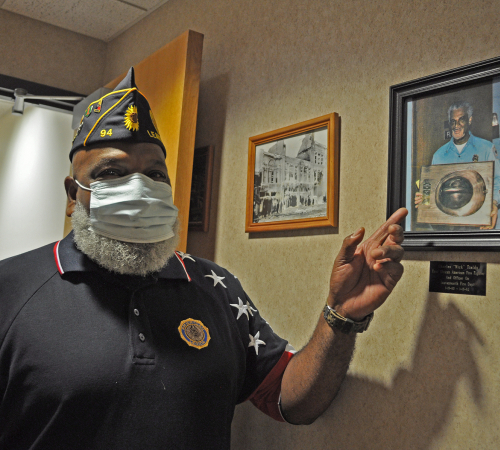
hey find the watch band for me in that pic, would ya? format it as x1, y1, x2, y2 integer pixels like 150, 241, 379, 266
323, 305, 373, 334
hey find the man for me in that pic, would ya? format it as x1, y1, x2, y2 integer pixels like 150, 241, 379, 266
0, 68, 406, 449
415, 101, 500, 229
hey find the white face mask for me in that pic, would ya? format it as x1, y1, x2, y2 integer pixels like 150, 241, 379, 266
74, 173, 178, 243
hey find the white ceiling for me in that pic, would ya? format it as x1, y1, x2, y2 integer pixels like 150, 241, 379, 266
0, 0, 170, 42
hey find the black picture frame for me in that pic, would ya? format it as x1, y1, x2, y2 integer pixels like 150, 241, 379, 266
188, 145, 214, 232
387, 56, 500, 251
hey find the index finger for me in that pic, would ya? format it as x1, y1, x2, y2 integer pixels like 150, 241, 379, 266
369, 208, 408, 246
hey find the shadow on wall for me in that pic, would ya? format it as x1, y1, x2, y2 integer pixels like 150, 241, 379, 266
187, 73, 230, 260
231, 294, 484, 450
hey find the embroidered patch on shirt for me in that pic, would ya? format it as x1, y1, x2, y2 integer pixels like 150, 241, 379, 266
178, 319, 211, 349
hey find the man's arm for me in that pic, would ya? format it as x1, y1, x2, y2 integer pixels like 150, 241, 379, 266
280, 208, 407, 424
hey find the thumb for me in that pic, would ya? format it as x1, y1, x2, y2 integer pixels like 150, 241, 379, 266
335, 227, 365, 266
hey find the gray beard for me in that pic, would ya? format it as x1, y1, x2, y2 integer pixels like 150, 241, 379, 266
71, 201, 180, 277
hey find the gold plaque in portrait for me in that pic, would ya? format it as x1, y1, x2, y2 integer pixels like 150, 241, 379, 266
416, 161, 494, 226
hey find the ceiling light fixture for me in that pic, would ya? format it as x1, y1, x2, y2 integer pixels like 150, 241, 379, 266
12, 88, 84, 115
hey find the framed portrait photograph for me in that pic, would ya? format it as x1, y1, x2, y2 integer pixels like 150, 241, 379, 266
245, 113, 339, 233
387, 56, 500, 250
188, 145, 214, 232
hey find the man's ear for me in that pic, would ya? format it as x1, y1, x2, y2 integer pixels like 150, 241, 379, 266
469, 116, 473, 125
64, 176, 77, 217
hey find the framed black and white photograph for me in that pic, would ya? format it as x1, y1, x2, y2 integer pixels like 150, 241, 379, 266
387, 56, 500, 250
246, 113, 339, 233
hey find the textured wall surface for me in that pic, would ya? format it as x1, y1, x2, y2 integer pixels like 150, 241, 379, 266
7, 0, 500, 448
0, 9, 106, 94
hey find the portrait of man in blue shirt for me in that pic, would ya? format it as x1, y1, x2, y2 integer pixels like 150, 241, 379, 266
415, 101, 500, 229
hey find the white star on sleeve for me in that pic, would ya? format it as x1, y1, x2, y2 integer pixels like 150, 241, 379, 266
176, 251, 195, 262
246, 301, 258, 316
205, 270, 227, 288
230, 297, 249, 320
248, 332, 266, 355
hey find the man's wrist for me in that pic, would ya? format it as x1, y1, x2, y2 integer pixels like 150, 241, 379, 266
323, 305, 373, 334
327, 297, 365, 322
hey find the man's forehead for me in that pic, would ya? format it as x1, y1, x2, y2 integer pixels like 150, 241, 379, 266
451, 108, 467, 117
89, 155, 167, 169
72, 143, 166, 171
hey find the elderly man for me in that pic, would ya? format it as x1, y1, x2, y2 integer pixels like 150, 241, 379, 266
0, 68, 406, 449
415, 101, 500, 229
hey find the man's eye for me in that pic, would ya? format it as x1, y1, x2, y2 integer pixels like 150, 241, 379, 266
97, 169, 121, 177
149, 171, 167, 180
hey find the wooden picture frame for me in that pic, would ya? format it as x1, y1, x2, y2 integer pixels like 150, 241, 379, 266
188, 145, 214, 232
246, 113, 339, 233
387, 56, 500, 251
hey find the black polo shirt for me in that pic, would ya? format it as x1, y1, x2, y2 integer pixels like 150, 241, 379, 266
0, 233, 290, 449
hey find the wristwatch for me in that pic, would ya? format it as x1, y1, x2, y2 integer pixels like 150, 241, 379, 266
323, 304, 373, 334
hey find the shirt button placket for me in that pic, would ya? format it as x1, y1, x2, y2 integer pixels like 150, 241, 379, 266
130, 290, 156, 364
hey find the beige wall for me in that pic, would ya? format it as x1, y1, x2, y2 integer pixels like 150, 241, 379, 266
5, 0, 500, 448
0, 9, 106, 94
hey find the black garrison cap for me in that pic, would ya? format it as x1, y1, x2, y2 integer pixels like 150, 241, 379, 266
70, 67, 166, 161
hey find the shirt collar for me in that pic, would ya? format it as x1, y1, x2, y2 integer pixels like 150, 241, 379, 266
448, 131, 474, 150
54, 231, 191, 281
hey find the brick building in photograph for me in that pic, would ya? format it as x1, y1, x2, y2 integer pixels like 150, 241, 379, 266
253, 133, 327, 221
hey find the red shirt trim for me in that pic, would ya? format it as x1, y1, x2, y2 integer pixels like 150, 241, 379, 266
174, 252, 191, 282
53, 241, 64, 275
248, 350, 294, 422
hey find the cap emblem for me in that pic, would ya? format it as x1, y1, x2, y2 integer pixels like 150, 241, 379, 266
84, 105, 93, 117
124, 104, 139, 131
73, 117, 84, 142
178, 319, 211, 349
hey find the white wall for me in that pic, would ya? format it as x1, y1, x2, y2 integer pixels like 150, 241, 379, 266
0, 100, 73, 260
